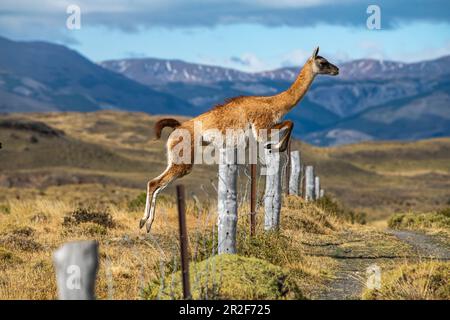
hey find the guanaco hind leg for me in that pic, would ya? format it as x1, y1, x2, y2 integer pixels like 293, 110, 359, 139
140, 162, 192, 232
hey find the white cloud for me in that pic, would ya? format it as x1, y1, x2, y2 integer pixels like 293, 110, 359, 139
1, 0, 448, 43
251, 0, 338, 9
230, 53, 266, 71
197, 52, 269, 72
358, 40, 386, 60
280, 48, 311, 67
395, 41, 450, 62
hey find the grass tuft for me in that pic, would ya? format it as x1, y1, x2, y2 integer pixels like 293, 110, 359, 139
63, 207, 115, 229
0, 204, 10, 215
363, 261, 450, 300
0, 227, 43, 251
315, 195, 367, 224
0, 246, 23, 269
388, 209, 450, 232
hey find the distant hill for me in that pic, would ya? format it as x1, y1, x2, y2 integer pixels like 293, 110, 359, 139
1, 111, 449, 220
0, 36, 192, 114
1, 35, 449, 146
101, 55, 450, 84
101, 55, 450, 145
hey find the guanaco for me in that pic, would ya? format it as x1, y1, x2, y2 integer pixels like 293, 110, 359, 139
140, 47, 339, 232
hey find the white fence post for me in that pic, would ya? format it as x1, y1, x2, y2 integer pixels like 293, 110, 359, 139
264, 148, 282, 231
315, 176, 321, 200
305, 165, 315, 202
300, 164, 305, 197
288, 151, 301, 195
53, 240, 99, 300
218, 148, 238, 254
319, 189, 325, 199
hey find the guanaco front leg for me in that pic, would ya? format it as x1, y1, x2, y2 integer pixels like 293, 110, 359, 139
266, 120, 294, 152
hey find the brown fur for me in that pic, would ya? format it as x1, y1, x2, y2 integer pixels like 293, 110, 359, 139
141, 49, 339, 232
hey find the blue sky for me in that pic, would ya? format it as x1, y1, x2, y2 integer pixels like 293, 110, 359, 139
1, 0, 450, 71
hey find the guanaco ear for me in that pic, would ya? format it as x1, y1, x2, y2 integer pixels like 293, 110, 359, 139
312, 46, 319, 58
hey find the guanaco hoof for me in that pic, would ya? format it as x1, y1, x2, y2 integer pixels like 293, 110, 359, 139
146, 221, 153, 233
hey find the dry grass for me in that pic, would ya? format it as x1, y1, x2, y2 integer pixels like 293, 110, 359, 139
0, 188, 354, 300
0, 187, 430, 300
363, 261, 450, 300
0, 195, 187, 299
1, 111, 449, 299
2, 111, 450, 222
0, 196, 158, 299
389, 208, 450, 234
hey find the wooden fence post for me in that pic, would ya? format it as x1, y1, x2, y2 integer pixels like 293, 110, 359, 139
300, 164, 305, 198
314, 176, 321, 201
305, 165, 315, 202
288, 151, 301, 195
319, 189, 325, 199
250, 163, 257, 237
176, 184, 191, 299
53, 241, 99, 300
284, 140, 291, 195
264, 148, 282, 231
218, 148, 238, 254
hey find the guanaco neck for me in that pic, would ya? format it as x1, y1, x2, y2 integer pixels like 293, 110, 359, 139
275, 59, 316, 114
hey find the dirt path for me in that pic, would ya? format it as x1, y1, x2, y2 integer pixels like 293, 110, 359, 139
389, 229, 450, 260
318, 258, 373, 300
316, 229, 449, 300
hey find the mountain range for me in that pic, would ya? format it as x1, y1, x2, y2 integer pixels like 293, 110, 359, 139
0, 36, 191, 115
1, 35, 449, 146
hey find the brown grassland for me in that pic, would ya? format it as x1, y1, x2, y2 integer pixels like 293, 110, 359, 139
0, 111, 449, 299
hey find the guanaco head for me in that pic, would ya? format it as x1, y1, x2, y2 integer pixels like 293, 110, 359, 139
311, 47, 339, 76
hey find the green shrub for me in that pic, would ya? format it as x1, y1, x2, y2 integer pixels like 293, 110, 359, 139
143, 254, 305, 300
0, 204, 10, 214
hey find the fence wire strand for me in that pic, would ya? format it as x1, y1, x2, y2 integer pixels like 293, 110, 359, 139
108, 148, 298, 300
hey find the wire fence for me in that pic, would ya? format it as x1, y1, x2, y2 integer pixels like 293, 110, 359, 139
52, 148, 325, 300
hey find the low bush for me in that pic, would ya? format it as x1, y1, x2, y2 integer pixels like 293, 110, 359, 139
63, 207, 115, 228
